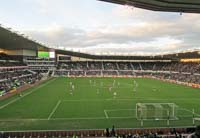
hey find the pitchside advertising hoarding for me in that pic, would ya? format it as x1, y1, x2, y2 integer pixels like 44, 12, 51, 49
38, 51, 55, 58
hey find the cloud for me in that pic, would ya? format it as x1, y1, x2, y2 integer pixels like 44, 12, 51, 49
23, 4, 200, 55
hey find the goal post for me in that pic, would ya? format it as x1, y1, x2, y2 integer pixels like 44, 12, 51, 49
136, 103, 178, 120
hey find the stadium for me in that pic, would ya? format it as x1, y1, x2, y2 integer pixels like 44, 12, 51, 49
0, 0, 200, 138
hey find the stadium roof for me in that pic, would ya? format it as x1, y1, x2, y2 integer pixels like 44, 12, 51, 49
99, 0, 200, 13
56, 49, 200, 61
0, 25, 199, 60
0, 26, 48, 51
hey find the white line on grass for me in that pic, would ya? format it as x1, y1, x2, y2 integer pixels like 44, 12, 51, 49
0, 118, 48, 121
108, 116, 135, 119
2, 108, 200, 122
0, 78, 56, 110
62, 98, 200, 102
104, 110, 109, 119
106, 109, 135, 112
179, 108, 200, 116
0, 117, 106, 122
51, 116, 135, 120
48, 100, 61, 120
0, 116, 136, 122
51, 117, 106, 120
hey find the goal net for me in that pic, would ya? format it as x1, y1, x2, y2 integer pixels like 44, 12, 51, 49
136, 103, 178, 120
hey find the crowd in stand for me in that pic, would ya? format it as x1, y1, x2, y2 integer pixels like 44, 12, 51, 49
0, 54, 42, 96
0, 69, 42, 96
0, 61, 26, 67
0, 52, 200, 96
55, 61, 200, 84
24, 57, 55, 73
57, 61, 200, 73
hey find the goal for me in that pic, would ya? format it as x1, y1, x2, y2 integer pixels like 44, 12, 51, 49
136, 103, 178, 120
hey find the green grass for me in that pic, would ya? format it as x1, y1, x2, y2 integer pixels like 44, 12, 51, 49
0, 77, 200, 131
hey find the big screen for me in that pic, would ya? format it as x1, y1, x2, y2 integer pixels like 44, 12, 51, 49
38, 51, 49, 58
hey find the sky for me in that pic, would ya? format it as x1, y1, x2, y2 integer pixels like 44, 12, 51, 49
0, 0, 200, 55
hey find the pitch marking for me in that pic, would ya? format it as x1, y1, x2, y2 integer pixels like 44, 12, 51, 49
106, 109, 135, 112
104, 110, 109, 119
180, 108, 200, 116
0, 78, 56, 110
0, 116, 136, 122
48, 100, 61, 120
62, 98, 200, 102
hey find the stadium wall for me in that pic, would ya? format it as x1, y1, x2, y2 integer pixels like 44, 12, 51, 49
1, 127, 192, 138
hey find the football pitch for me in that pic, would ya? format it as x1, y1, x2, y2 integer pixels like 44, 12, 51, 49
0, 77, 200, 131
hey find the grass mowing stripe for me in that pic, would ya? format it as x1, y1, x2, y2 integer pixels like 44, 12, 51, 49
48, 100, 61, 120
0, 78, 56, 110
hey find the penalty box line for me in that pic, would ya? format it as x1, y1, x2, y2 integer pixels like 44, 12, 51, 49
104, 109, 136, 119
48, 100, 61, 120
106, 109, 135, 112
104, 110, 109, 119
47, 101, 134, 120
179, 107, 200, 117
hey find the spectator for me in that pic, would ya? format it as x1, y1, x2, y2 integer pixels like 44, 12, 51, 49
105, 128, 110, 137
188, 125, 200, 138
111, 125, 116, 137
